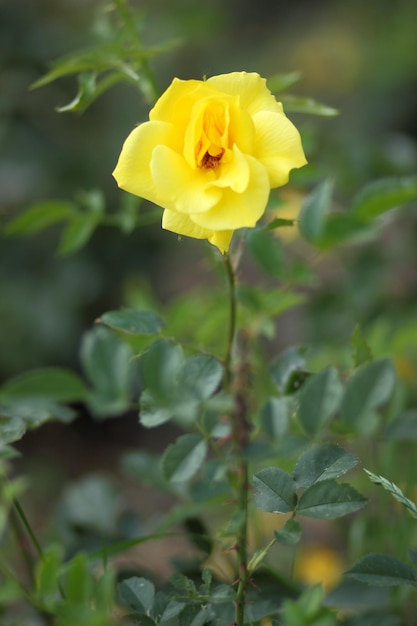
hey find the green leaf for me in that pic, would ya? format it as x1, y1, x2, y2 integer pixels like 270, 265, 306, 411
35, 545, 64, 608
267, 71, 301, 93
364, 469, 417, 519
346, 554, 417, 587
246, 228, 283, 278
298, 179, 333, 244
81, 327, 134, 417
139, 340, 184, 404
260, 397, 290, 439
4, 200, 76, 235
352, 176, 417, 221
341, 359, 396, 427
61, 475, 120, 535
297, 480, 366, 519
297, 367, 343, 436
280, 95, 338, 117
274, 519, 302, 545
266, 217, 296, 230
385, 410, 417, 440
162, 434, 207, 483
0, 416, 26, 443
351, 325, 373, 367
269, 346, 306, 395
294, 443, 358, 489
58, 211, 100, 255
118, 576, 155, 614
56, 71, 97, 113
0, 368, 88, 403
161, 600, 186, 622
65, 553, 93, 605
178, 355, 224, 401
253, 467, 297, 514
99, 309, 164, 336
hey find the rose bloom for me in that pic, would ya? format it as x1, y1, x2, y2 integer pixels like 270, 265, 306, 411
113, 71, 307, 253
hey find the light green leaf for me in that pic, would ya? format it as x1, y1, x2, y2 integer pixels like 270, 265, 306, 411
0, 368, 88, 403
385, 410, 417, 440
162, 434, 207, 483
100, 309, 164, 336
297, 479, 366, 519
352, 176, 417, 221
0, 416, 26, 444
351, 325, 373, 368
294, 443, 358, 489
298, 179, 333, 244
161, 600, 186, 622
178, 355, 224, 401
341, 359, 396, 427
253, 467, 297, 514
4, 200, 76, 235
280, 95, 338, 117
364, 469, 417, 519
65, 553, 93, 605
346, 554, 417, 587
58, 211, 100, 255
267, 71, 301, 93
297, 367, 343, 436
61, 475, 120, 535
269, 346, 306, 395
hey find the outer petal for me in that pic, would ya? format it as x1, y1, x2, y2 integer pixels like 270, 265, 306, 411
112, 121, 180, 204
151, 145, 222, 213
150, 78, 215, 127
192, 155, 269, 231
253, 110, 307, 187
162, 209, 233, 253
207, 72, 283, 116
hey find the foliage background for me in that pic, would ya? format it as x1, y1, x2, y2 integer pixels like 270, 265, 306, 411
1, 0, 417, 595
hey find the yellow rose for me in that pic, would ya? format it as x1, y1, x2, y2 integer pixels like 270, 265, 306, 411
113, 71, 307, 253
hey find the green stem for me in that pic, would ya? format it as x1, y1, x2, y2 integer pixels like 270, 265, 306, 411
224, 254, 237, 388
112, 0, 160, 103
13, 498, 43, 560
223, 252, 250, 626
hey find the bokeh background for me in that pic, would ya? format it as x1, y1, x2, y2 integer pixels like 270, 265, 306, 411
1, 0, 417, 593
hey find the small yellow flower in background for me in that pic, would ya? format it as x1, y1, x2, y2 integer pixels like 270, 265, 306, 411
295, 545, 344, 591
113, 72, 307, 253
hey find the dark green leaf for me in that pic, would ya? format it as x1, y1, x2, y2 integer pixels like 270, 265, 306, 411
162, 434, 207, 483
0, 368, 88, 403
118, 576, 155, 613
178, 355, 223, 401
246, 228, 283, 278
297, 367, 343, 436
81, 327, 134, 417
341, 359, 396, 427
298, 180, 333, 244
352, 176, 417, 221
100, 309, 164, 336
253, 467, 297, 514
297, 479, 366, 519
4, 200, 76, 235
260, 397, 290, 439
161, 600, 186, 622
294, 443, 358, 489
346, 554, 417, 587
266, 217, 296, 230
274, 519, 302, 545
384, 410, 417, 440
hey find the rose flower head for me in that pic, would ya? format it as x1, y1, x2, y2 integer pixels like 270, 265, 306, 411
113, 71, 307, 253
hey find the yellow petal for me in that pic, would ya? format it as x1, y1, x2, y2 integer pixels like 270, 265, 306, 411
112, 121, 180, 204
151, 145, 222, 213
192, 155, 269, 231
207, 72, 283, 116
162, 209, 233, 253
150, 78, 214, 128
253, 110, 307, 187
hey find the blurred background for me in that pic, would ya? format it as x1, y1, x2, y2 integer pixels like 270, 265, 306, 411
1, 0, 417, 570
